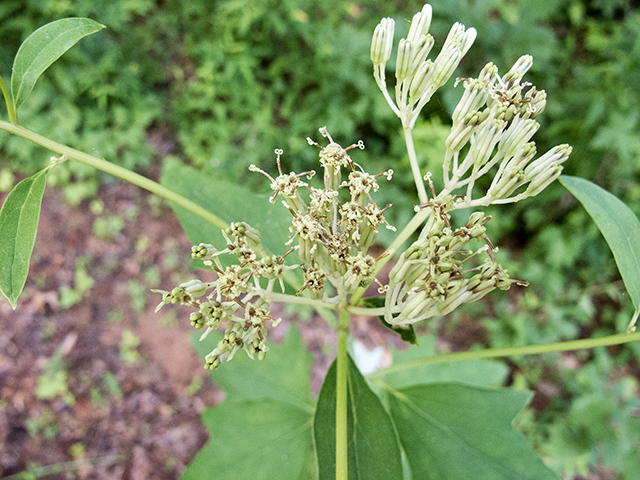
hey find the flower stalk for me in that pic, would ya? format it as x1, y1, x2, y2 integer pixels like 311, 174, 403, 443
0, 120, 228, 230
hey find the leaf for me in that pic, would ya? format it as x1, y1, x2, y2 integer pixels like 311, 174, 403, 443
388, 383, 559, 480
161, 157, 293, 267
360, 296, 418, 345
11, 18, 105, 109
314, 355, 403, 480
180, 398, 315, 480
190, 324, 313, 408
560, 175, 640, 309
0, 167, 50, 309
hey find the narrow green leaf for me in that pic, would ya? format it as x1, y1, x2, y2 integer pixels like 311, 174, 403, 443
11, 18, 105, 109
161, 157, 292, 265
190, 325, 313, 408
560, 175, 640, 309
314, 355, 403, 480
388, 383, 559, 480
0, 167, 50, 309
181, 398, 315, 480
361, 296, 418, 345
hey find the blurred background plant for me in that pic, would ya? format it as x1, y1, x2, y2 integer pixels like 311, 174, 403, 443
2, 0, 640, 478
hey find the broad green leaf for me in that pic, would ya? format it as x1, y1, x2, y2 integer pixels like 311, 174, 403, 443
389, 383, 559, 480
361, 296, 418, 345
190, 324, 313, 408
161, 157, 293, 266
0, 167, 50, 309
181, 398, 315, 480
11, 18, 105, 109
560, 175, 640, 309
314, 355, 403, 480
377, 335, 508, 389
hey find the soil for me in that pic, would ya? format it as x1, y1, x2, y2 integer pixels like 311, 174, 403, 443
0, 174, 402, 479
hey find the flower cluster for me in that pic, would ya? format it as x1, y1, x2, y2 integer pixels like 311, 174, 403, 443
153, 2, 572, 369
155, 128, 393, 370
385, 198, 527, 326
251, 128, 394, 301
442, 56, 572, 207
371, 4, 477, 129
368, 3, 571, 326
153, 222, 292, 370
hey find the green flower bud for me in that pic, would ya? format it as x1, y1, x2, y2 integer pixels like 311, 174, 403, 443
190, 313, 204, 329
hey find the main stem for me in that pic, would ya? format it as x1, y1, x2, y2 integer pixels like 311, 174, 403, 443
0, 121, 228, 231
336, 308, 350, 480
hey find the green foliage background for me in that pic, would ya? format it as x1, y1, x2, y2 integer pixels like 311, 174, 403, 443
2, 0, 640, 478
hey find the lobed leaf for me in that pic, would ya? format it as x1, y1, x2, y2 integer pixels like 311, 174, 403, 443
560, 175, 640, 310
181, 398, 315, 480
388, 383, 559, 479
0, 167, 50, 309
314, 355, 403, 480
11, 17, 105, 109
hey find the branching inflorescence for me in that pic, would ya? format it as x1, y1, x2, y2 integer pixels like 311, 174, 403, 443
154, 3, 571, 370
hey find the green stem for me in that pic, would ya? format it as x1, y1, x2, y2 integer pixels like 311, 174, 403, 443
368, 331, 640, 378
0, 75, 16, 124
404, 127, 429, 205
336, 307, 350, 480
0, 121, 228, 230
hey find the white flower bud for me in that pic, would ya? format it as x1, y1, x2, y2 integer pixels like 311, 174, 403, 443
409, 60, 435, 100
503, 55, 533, 84
507, 141, 537, 171
407, 4, 433, 44
445, 110, 486, 152
479, 62, 499, 82
399, 289, 431, 321
432, 47, 462, 87
489, 167, 526, 199
437, 285, 473, 315
525, 163, 564, 196
469, 120, 502, 167
452, 77, 492, 124
409, 34, 435, 76
462, 27, 477, 54
521, 88, 547, 119
498, 118, 540, 158
371, 17, 395, 65
523, 144, 572, 180
396, 39, 413, 81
